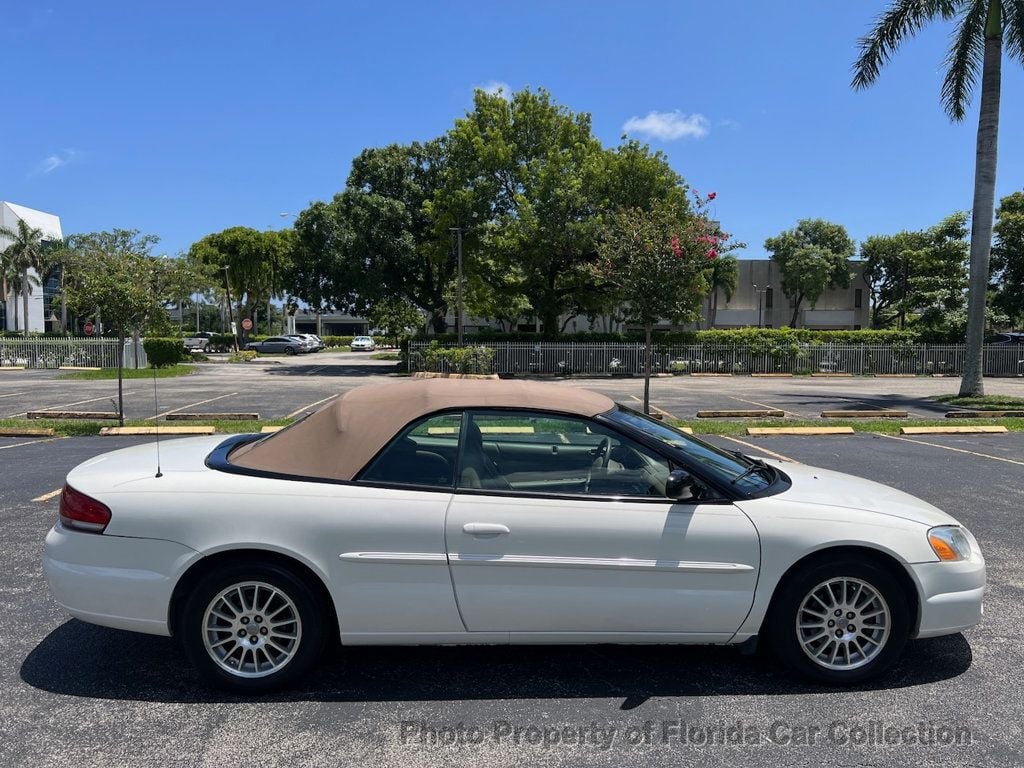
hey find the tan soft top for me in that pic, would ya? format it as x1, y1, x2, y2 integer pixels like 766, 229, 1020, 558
229, 378, 615, 481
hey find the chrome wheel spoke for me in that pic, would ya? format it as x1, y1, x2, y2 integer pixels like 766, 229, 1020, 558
796, 577, 890, 671
202, 580, 302, 679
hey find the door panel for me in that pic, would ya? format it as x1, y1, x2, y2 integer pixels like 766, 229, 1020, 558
445, 492, 760, 636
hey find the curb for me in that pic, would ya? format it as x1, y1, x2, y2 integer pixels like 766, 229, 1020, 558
99, 426, 217, 436
0, 427, 56, 437
746, 427, 855, 436
820, 410, 908, 418
697, 409, 784, 418
901, 425, 1008, 435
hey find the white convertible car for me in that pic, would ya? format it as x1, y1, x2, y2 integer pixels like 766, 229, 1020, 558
43, 379, 985, 692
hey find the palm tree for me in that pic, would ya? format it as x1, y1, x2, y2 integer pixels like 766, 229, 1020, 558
705, 254, 739, 328
852, 0, 1023, 396
0, 219, 47, 337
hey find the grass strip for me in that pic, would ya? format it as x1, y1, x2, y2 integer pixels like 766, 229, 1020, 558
56, 365, 197, 380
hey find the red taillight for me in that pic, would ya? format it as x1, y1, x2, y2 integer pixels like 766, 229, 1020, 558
59, 485, 111, 533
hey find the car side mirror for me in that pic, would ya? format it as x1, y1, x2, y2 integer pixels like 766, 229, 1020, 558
665, 469, 696, 501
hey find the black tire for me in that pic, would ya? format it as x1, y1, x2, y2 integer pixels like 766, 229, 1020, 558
766, 557, 910, 685
179, 562, 326, 693
285, 347, 297, 356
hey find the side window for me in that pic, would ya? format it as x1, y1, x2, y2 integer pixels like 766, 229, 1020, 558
457, 411, 674, 498
358, 413, 461, 489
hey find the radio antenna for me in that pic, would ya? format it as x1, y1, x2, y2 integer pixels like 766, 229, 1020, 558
152, 363, 163, 478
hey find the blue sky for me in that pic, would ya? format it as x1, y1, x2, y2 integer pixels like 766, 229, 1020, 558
3, 0, 1023, 259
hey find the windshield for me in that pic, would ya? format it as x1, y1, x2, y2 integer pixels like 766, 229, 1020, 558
605, 406, 777, 494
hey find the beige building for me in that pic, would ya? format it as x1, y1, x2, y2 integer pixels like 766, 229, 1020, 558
708, 259, 870, 330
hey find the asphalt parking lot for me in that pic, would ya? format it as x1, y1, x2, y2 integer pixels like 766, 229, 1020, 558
1, 429, 1022, 767
3, 352, 1024, 422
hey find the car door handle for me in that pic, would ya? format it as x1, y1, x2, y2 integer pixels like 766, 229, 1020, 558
462, 522, 511, 536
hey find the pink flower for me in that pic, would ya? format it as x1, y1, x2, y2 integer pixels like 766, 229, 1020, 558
706, 249, 718, 260
670, 235, 682, 258
707, 191, 717, 201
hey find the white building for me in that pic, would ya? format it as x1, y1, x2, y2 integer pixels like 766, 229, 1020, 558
1, 202, 64, 333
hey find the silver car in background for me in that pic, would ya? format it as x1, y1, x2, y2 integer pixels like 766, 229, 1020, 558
350, 335, 376, 351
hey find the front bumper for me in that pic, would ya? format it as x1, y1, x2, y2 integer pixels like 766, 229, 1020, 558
907, 557, 986, 638
43, 523, 199, 636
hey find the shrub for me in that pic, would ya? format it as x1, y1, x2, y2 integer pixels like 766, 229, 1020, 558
414, 327, 922, 348
143, 337, 185, 368
416, 342, 495, 374
228, 350, 258, 363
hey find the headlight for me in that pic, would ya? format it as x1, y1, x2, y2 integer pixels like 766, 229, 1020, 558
928, 526, 973, 562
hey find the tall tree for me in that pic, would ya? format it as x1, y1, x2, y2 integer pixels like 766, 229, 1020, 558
594, 202, 713, 413
862, 213, 970, 329
291, 141, 457, 332
0, 219, 47, 336
444, 88, 607, 333
852, 0, 1024, 394
62, 230, 201, 424
991, 190, 1024, 327
704, 254, 740, 328
764, 219, 855, 326
188, 227, 292, 340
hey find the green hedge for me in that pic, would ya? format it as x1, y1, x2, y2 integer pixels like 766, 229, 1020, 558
143, 337, 185, 368
415, 327, 922, 346
413, 342, 495, 374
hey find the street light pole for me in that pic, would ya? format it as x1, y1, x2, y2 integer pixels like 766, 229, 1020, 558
753, 284, 765, 328
450, 227, 465, 345
222, 266, 238, 352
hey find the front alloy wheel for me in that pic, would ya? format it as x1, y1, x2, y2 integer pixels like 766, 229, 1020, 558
181, 563, 325, 692
768, 557, 909, 684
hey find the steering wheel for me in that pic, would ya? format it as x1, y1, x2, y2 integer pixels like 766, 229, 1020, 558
585, 437, 611, 493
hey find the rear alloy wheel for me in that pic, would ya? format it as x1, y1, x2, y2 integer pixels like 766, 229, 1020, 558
180, 563, 325, 692
285, 347, 297, 356
768, 557, 910, 684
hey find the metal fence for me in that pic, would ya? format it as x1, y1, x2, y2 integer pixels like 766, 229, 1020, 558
408, 342, 1024, 377
0, 338, 148, 370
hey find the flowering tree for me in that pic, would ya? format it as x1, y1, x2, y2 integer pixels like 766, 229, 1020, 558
596, 195, 730, 413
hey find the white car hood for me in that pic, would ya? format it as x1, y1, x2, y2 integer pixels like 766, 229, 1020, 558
763, 459, 960, 528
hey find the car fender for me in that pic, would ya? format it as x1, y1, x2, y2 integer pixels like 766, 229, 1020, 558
732, 498, 936, 640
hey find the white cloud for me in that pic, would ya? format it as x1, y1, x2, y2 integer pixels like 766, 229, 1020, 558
622, 111, 710, 141
477, 80, 511, 99
32, 148, 77, 176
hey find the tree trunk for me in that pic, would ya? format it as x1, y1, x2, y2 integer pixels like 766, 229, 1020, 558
540, 307, 559, 338
959, 13, 1002, 397
710, 289, 719, 328
430, 308, 447, 334
117, 330, 125, 427
22, 268, 30, 337
643, 322, 652, 415
789, 295, 803, 328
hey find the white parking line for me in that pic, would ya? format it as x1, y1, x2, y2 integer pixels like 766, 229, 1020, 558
6, 393, 134, 418
0, 437, 67, 451
286, 394, 339, 419
147, 392, 239, 420
0, 391, 26, 399
32, 488, 63, 503
873, 432, 1024, 467
716, 435, 799, 463
305, 366, 327, 376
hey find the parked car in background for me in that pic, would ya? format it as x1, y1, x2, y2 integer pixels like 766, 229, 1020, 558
289, 334, 325, 352
350, 335, 376, 352
244, 336, 307, 355
992, 332, 1024, 345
